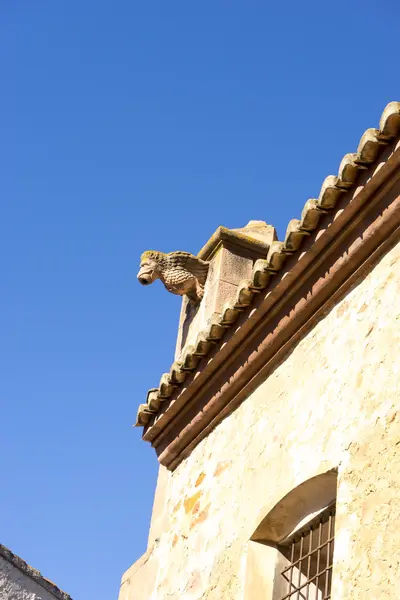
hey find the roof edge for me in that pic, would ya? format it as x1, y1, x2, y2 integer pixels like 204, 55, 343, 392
0, 543, 72, 600
143, 138, 400, 466
135, 101, 400, 466
159, 162, 400, 469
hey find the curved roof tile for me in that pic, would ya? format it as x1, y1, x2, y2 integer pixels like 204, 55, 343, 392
135, 101, 400, 428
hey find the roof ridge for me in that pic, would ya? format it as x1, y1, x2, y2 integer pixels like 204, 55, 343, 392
135, 101, 400, 428
0, 543, 72, 600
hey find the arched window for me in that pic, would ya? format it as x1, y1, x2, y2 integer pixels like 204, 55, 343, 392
245, 470, 337, 600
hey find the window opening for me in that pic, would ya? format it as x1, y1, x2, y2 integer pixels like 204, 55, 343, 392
278, 504, 335, 600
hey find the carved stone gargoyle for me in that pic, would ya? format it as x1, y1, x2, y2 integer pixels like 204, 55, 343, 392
137, 250, 209, 305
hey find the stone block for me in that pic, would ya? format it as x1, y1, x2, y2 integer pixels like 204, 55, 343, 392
175, 221, 276, 359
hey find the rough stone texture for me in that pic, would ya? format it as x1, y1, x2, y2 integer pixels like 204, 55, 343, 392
175, 221, 276, 360
174, 246, 252, 360
122, 237, 400, 599
0, 553, 71, 600
137, 251, 210, 305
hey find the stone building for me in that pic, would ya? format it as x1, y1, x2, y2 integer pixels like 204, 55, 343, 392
0, 543, 71, 600
121, 101, 400, 599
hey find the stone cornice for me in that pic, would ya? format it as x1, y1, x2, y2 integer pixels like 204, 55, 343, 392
198, 224, 275, 260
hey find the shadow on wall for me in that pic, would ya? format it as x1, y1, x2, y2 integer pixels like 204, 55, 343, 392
251, 469, 338, 545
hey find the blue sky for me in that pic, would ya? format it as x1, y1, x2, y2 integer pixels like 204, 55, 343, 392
0, 2, 398, 599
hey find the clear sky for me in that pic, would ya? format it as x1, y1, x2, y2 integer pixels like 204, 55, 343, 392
0, 2, 398, 599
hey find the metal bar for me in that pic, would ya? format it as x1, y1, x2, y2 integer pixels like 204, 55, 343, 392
296, 534, 304, 599
281, 536, 334, 574
315, 518, 323, 595
280, 566, 333, 600
324, 514, 332, 598
288, 538, 295, 598
305, 526, 313, 600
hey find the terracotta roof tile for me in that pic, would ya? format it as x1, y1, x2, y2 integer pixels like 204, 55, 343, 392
135, 101, 400, 429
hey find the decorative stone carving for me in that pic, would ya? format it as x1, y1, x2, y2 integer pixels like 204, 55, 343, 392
137, 250, 209, 305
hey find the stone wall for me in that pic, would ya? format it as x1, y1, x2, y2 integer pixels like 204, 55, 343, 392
121, 236, 400, 599
0, 545, 70, 600
0, 555, 65, 600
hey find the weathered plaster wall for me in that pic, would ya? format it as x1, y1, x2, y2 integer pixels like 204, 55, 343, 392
0, 556, 63, 600
121, 237, 400, 600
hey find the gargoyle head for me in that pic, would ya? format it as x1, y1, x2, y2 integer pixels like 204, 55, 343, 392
137, 251, 165, 286
137, 250, 209, 304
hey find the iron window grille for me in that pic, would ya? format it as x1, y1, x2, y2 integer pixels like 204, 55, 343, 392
278, 504, 336, 600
